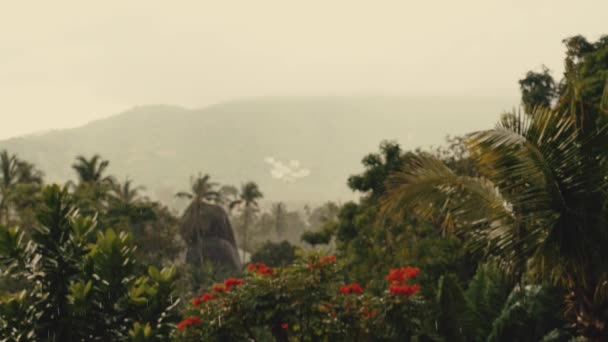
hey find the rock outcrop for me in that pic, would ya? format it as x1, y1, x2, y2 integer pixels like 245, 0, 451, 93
180, 201, 241, 271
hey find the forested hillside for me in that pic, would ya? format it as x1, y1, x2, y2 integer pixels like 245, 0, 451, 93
0, 96, 512, 205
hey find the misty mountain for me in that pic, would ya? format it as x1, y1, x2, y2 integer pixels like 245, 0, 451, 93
0, 96, 515, 206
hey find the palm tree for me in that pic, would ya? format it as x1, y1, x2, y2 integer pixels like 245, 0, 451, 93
70, 155, 115, 215
175, 173, 220, 243
381, 107, 608, 339
0, 150, 21, 189
271, 202, 287, 237
176, 174, 241, 270
106, 178, 155, 237
110, 178, 145, 205
0, 150, 43, 225
71, 155, 114, 185
15, 160, 43, 184
231, 182, 263, 263
175, 173, 219, 203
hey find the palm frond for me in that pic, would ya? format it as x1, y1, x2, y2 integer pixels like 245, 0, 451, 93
175, 192, 193, 200
381, 154, 513, 234
468, 107, 608, 282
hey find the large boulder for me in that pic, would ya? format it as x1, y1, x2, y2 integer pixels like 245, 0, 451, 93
180, 202, 241, 271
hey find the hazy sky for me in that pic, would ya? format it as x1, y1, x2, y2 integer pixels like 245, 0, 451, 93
1, 0, 607, 140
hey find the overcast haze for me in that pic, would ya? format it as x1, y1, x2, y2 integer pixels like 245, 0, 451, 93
1, 0, 607, 140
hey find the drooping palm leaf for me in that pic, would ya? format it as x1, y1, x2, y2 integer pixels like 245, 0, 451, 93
381, 153, 514, 256
468, 108, 608, 285
382, 106, 608, 288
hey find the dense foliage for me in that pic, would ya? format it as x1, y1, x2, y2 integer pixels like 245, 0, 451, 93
381, 35, 608, 339
1, 33, 607, 341
0, 186, 179, 341
176, 256, 424, 341
249, 240, 298, 267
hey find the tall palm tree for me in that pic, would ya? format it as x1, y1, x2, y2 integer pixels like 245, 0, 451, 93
231, 182, 263, 262
0, 150, 43, 225
70, 155, 115, 215
271, 202, 288, 237
176, 173, 241, 270
71, 155, 114, 185
176, 173, 220, 244
1, 151, 20, 188
175, 173, 220, 203
106, 178, 154, 236
110, 178, 145, 205
14, 160, 43, 185
381, 107, 608, 339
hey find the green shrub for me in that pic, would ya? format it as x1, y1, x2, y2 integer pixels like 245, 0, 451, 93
0, 185, 179, 341
175, 255, 424, 341
250, 240, 298, 267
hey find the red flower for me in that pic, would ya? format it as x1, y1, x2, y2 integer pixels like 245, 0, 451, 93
389, 284, 403, 295
224, 277, 243, 286
177, 316, 202, 331
309, 255, 337, 270
257, 264, 274, 276
339, 282, 364, 295
281, 323, 289, 329
386, 268, 406, 284
223, 277, 244, 291
389, 284, 420, 297
386, 266, 420, 284
339, 285, 352, 294
200, 292, 216, 303
403, 266, 420, 279
177, 321, 186, 331
213, 284, 225, 292
192, 297, 201, 307
349, 282, 363, 294
406, 284, 421, 297
320, 255, 336, 263
248, 263, 275, 276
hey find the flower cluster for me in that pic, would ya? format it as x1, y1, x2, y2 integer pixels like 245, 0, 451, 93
307, 255, 337, 269
386, 266, 420, 297
339, 282, 364, 295
389, 284, 421, 296
386, 266, 420, 284
213, 277, 244, 292
176, 258, 423, 339
224, 277, 244, 287
320, 255, 337, 263
213, 284, 226, 292
247, 262, 274, 276
201, 292, 216, 302
177, 316, 202, 331
192, 292, 217, 306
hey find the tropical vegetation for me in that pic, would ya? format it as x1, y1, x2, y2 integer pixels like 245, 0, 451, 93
1, 34, 607, 341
